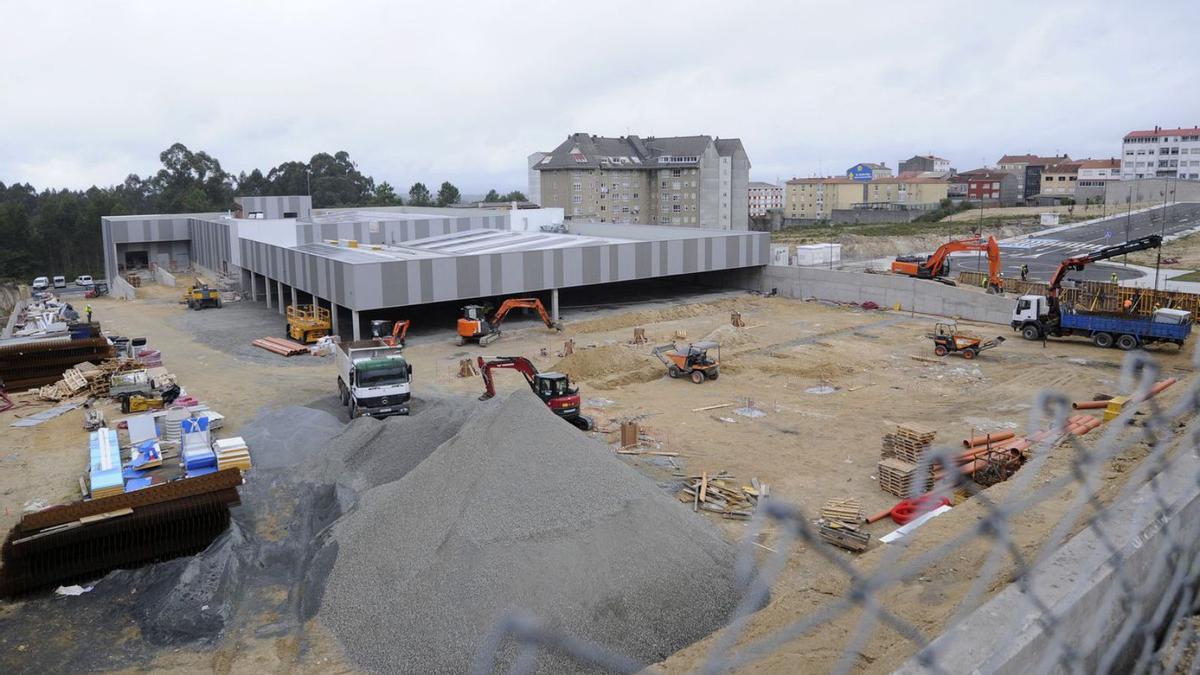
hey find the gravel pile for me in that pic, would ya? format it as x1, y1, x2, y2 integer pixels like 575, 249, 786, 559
319, 388, 742, 673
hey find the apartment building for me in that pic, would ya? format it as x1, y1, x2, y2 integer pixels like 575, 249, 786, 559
898, 155, 951, 174
1074, 158, 1121, 203
958, 169, 1019, 206
784, 177, 948, 220
997, 154, 1071, 203
748, 181, 783, 216
1121, 126, 1200, 180
1039, 161, 1080, 199
532, 133, 750, 230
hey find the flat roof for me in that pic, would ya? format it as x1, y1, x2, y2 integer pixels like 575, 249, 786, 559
300, 227, 636, 264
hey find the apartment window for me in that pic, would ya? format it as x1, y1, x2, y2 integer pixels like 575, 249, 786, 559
572, 195, 582, 204
672, 204, 682, 212
600, 205, 606, 211
572, 183, 582, 191
671, 194, 679, 201
572, 207, 581, 215
632, 193, 638, 199
621, 207, 630, 213
672, 181, 681, 189
672, 169, 682, 177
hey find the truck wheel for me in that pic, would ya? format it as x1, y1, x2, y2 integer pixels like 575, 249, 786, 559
934, 345, 948, 356
1021, 325, 1040, 341
708, 369, 719, 381
962, 348, 977, 360
349, 400, 359, 419
668, 365, 681, 378
338, 379, 349, 406
1092, 332, 1114, 348
1116, 334, 1139, 351
690, 370, 706, 384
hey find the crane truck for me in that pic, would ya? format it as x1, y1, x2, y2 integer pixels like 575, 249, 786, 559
892, 236, 1004, 293
336, 338, 413, 418
1011, 234, 1192, 350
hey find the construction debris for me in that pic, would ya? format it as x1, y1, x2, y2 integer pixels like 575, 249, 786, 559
676, 470, 764, 519
557, 339, 575, 357
631, 327, 647, 344
456, 358, 478, 378
819, 521, 871, 552
731, 311, 746, 327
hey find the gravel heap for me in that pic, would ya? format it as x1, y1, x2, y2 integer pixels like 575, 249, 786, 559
319, 388, 742, 673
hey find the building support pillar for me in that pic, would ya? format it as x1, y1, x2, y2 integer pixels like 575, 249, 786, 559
291, 286, 298, 310
352, 310, 361, 342
264, 276, 273, 310
550, 288, 559, 322
277, 279, 285, 315
250, 273, 259, 302
330, 301, 340, 338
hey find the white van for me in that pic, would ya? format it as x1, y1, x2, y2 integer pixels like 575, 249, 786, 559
32, 276, 49, 291
53, 276, 67, 288
75, 275, 94, 286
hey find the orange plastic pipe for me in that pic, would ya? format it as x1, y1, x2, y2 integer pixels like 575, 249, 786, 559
1072, 401, 1109, 410
963, 431, 1016, 448
866, 507, 893, 524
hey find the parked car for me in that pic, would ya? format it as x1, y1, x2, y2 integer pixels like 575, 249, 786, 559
32, 276, 49, 291
53, 276, 66, 288
75, 275, 94, 286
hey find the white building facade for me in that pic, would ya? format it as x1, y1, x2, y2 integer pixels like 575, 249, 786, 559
747, 181, 783, 216
1121, 126, 1200, 180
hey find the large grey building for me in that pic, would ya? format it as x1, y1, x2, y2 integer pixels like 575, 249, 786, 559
531, 133, 750, 230
100, 196, 768, 341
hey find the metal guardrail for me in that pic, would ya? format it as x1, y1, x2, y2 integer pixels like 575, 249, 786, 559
469, 347, 1200, 674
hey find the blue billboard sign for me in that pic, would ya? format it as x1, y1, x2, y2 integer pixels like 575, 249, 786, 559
848, 164, 874, 181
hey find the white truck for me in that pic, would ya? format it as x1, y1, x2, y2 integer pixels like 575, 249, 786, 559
335, 339, 413, 419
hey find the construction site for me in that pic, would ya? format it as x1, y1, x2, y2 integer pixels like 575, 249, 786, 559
2, 201, 1200, 673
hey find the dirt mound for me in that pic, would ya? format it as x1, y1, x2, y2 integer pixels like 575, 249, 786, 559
567, 301, 727, 334
702, 324, 757, 350
319, 389, 742, 674
552, 344, 663, 390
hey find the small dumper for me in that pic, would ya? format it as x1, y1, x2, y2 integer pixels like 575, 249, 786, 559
927, 321, 1005, 360
652, 341, 721, 384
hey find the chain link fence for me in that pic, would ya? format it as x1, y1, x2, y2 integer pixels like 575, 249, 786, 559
470, 346, 1200, 674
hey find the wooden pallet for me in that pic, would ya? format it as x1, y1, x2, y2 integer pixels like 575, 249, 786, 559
877, 457, 934, 498
820, 497, 863, 524
62, 368, 89, 393
880, 433, 896, 459
819, 521, 871, 552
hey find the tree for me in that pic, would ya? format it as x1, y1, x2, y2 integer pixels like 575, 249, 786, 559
371, 181, 403, 206
502, 190, 527, 202
408, 182, 432, 206
436, 181, 461, 207
483, 189, 501, 202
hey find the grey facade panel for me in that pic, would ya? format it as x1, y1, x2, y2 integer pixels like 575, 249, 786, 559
683, 239, 698, 273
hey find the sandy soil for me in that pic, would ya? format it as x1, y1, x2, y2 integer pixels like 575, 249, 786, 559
1130, 230, 1200, 270
0, 279, 1192, 673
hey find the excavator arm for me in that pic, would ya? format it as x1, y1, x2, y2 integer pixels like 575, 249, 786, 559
1048, 234, 1161, 295
892, 236, 1003, 290
490, 298, 561, 331
477, 356, 538, 400
385, 319, 410, 347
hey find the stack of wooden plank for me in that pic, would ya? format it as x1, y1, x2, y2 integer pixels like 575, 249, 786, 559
819, 521, 871, 552
877, 457, 934, 498
87, 359, 139, 397
251, 337, 309, 356
676, 471, 765, 519
213, 437, 252, 472
820, 497, 863, 524
893, 423, 936, 463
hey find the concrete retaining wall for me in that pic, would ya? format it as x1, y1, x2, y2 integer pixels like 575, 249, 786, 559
111, 276, 137, 301
2, 299, 26, 339
897, 421, 1200, 674
762, 265, 1015, 325
154, 265, 176, 287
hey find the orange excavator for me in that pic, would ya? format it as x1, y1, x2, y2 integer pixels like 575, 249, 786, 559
477, 356, 592, 430
370, 319, 411, 347
457, 298, 561, 346
892, 236, 1003, 293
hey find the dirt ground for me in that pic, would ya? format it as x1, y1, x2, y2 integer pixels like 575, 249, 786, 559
1130, 229, 1200, 270
0, 278, 1193, 673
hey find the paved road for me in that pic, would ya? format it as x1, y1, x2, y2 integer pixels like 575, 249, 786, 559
949, 202, 1200, 284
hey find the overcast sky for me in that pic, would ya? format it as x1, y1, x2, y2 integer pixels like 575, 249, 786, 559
2, 1, 1198, 195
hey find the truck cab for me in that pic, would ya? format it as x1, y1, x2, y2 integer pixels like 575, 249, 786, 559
1011, 294, 1052, 340
336, 339, 412, 418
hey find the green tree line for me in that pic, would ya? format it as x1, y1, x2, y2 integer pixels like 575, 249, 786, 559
0, 143, 478, 280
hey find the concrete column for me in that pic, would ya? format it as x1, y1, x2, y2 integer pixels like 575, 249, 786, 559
330, 301, 340, 338
291, 286, 298, 310
264, 276, 273, 310
276, 279, 285, 315
550, 288, 559, 322
352, 310, 361, 341
250, 272, 258, 302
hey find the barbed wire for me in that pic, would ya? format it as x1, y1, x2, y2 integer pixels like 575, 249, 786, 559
474, 345, 1200, 674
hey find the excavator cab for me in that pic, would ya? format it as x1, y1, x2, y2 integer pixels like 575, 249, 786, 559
532, 372, 575, 402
